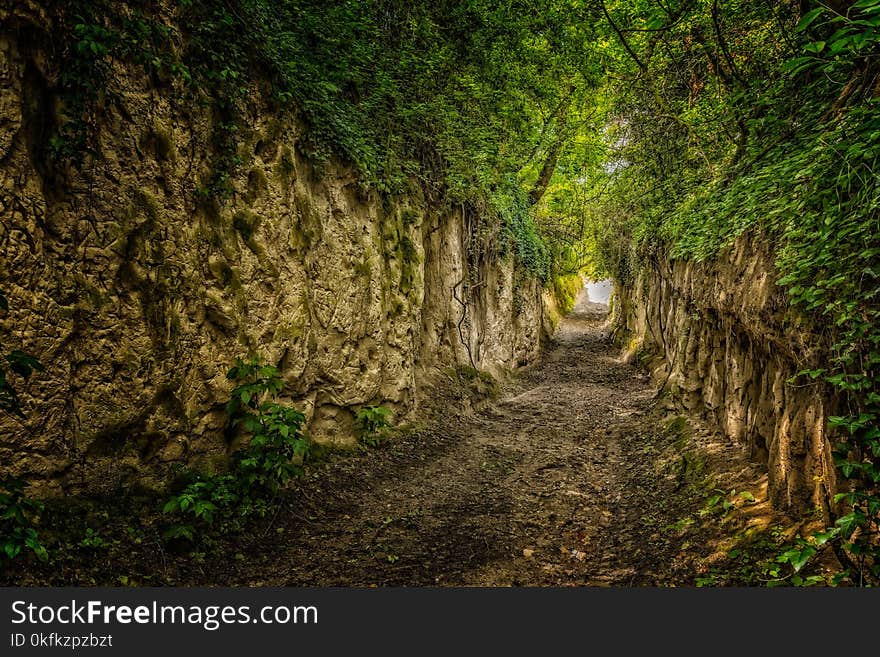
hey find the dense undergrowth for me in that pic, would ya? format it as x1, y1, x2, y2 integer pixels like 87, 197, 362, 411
586, 1, 880, 585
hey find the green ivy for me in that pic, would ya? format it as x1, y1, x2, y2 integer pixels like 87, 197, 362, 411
585, 1, 880, 585
50, 2, 185, 165
497, 187, 551, 283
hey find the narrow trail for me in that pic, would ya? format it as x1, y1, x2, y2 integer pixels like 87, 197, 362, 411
224, 286, 759, 587
16, 284, 771, 588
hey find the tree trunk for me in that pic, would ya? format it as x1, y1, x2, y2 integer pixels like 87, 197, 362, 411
529, 101, 571, 205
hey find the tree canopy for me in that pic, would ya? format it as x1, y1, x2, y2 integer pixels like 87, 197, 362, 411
39, 0, 880, 581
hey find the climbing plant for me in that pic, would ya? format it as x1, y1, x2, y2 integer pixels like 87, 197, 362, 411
770, 1, 880, 586
579, 0, 880, 584
43, 0, 610, 284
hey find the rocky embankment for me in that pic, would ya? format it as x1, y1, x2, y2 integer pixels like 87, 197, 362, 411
614, 237, 836, 513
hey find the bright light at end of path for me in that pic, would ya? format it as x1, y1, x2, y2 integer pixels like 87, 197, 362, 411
585, 279, 612, 305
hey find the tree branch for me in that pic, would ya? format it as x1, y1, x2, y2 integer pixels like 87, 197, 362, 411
598, 0, 647, 72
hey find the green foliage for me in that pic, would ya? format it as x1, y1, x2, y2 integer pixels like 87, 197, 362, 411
78, 527, 106, 550
551, 275, 583, 315
699, 491, 736, 518
0, 477, 48, 564
45, 1, 601, 283
50, 2, 184, 164
163, 357, 309, 541
767, 5, 880, 575
354, 405, 394, 448
498, 188, 552, 283
0, 290, 44, 419
693, 525, 800, 587
163, 474, 237, 541
785, 0, 880, 76
578, 1, 880, 585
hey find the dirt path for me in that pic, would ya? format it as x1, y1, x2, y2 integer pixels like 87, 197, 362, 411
218, 286, 766, 587
11, 286, 781, 587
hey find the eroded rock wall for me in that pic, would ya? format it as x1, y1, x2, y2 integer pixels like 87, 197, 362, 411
0, 5, 548, 495
615, 237, 837, 513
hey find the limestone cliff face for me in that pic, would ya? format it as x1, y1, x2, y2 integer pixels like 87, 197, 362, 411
615, 237, 837, 513
0, 5, 548, 495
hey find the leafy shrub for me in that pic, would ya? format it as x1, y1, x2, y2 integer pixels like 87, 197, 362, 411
0, 477, 48, 564
224, 358, 309, 493
354, 405, 393, 447
163, 358, 309, 541
162, 474, 238, 541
